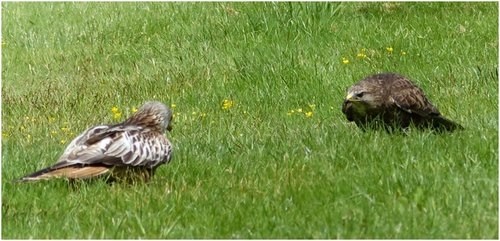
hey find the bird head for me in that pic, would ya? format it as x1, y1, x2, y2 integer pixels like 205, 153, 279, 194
344, 84, 380, 114
125, 101, 173, 133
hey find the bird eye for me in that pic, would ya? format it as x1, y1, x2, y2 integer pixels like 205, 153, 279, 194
356, 92, 365, 98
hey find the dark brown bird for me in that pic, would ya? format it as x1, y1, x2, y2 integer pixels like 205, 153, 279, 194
17, 101, 174, 183
341, 73, 463, 132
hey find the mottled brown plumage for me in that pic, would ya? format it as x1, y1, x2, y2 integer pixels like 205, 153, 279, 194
17, 101, 174, 183
341, 73, 463, 132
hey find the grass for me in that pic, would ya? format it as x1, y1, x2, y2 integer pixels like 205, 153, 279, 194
1, 2, 498, 239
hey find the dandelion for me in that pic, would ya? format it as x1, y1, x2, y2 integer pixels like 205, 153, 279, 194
357, 48, 367, 59
60, 139, 67, 145
357, 53, 367, 59
111, 106, 122, 120
342, 57, 350, 64
131, 107, 138, 113
305, 111, 313, 118
222, 99, 234, 110
386, 47, 393, 53
297, 108, 303, 113
171, 104, 177, 108
113, 112, 122, 120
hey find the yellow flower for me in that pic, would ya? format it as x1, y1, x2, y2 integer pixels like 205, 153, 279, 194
113, 112, 122, 120
171, 104, 177, 108
60, 139, 67, 145
356, 53, 367, 59
386, 47, 393, 53
357, 49, 367, 59
111, 106, 120, 114
297, 108, 303, 113
222, 99, 234, 110
342, 57, 350, 64
131, 107, 138, 113
111, 106, 122, 120
305, 111, 313, 118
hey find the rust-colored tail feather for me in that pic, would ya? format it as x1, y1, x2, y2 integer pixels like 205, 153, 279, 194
17, 165, 111, 182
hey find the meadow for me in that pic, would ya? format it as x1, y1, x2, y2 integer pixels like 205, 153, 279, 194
1, 2, 498, 238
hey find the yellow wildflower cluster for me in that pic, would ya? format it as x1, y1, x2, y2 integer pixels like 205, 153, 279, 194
356, 48, 368, 59
342, 47, 407, 65
287, 104, 315, 118
111, 106, 122, 120
342, 57, 350, 65
3, 115, 77, 145
222, 99, 234, 110
49, 120, 75, 145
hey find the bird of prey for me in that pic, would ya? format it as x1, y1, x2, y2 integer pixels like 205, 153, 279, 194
17, 101, 174, 183
341, 73, 463, 132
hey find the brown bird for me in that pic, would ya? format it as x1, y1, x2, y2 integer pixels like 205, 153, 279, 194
341, 73, 463, 132
17, 101, 174, 183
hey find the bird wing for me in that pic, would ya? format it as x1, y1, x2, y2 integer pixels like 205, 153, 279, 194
51, 124, 172, 170
389, 83, 441, 118
19, 124, 172, 182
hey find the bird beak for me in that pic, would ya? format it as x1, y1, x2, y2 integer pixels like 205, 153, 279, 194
345, 93, 354, 101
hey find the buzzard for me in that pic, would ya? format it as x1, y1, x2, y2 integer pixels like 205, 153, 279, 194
17, 101, 174, 183
341, 73, 463, 132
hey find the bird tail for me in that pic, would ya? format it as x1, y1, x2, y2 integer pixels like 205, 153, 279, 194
15, 165, 110, 183
432, 116, 464, 132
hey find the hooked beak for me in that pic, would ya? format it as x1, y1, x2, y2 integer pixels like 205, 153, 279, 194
345, 93, 354, 101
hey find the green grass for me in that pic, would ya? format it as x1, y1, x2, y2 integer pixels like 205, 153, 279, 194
2, 2, 498, 239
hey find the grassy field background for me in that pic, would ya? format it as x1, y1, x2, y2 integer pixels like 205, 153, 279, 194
1, 2, 498, 239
